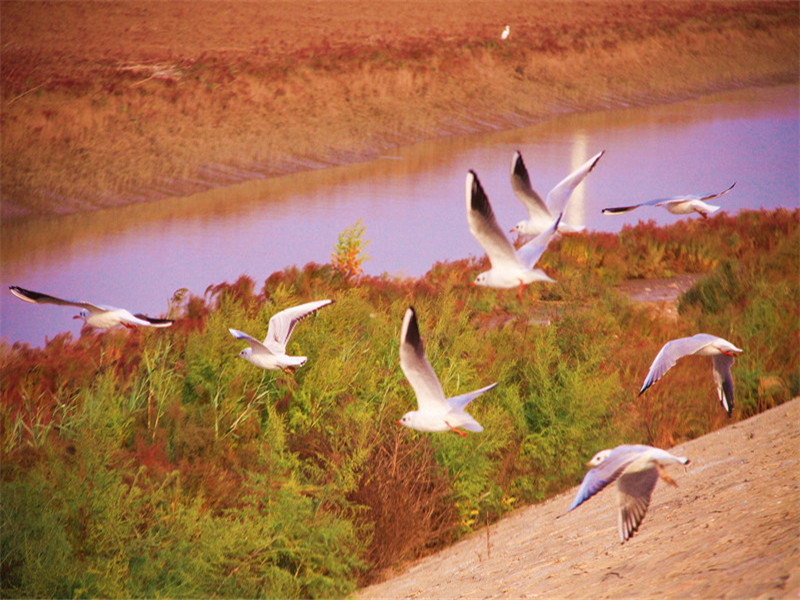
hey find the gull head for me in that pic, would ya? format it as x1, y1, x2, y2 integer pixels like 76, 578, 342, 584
396, 411, 416, 429
472, 272, 491, 287
509, 220, 525, 234
73, 309, 89, 322
237, 347, 254, 360
587, 448, 613, 467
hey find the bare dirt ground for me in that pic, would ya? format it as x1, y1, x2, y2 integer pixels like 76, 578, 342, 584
357, 397, 800, 600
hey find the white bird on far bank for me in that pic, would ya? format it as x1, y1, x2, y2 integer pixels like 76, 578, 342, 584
501, 25, 510, 40
229, 299, 332, 373
639, 333, 743, 417
466, 170, 562, 298
602, 182, 735, 219
8, 285, 174, 330
397, 307, 496, 436
510, 149, 605, 236
560, 444, 690, 543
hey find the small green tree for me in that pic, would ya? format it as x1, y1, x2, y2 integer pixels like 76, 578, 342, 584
331, 219, 371, 282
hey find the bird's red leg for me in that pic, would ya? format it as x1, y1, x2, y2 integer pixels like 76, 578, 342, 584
445, 421, 467, 437
517, 280, 525, 301
657, 464, 678, 487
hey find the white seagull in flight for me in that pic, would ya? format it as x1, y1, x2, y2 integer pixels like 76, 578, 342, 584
397, 307, 496, 436
639, 333, 743, 417
509, 149, 605, 236
229, 299, 332, 373
9, 285, 174, 330
602, 182, 735, 219
561, 444, 690, 543
466, 169, 562, 298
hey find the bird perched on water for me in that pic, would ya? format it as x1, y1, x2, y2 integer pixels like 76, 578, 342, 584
602, 182, 735, 219
229, 299, 332, 373
396, 307, 496, 436
501, 25, 510, 40
466, 170, 562, 299
561, 444, 690, 543
8, 285, 174, 330
639, 333, 743, 417
510, 149, 605, 237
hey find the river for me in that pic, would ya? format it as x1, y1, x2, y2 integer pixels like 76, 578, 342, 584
2, 84, 798, 347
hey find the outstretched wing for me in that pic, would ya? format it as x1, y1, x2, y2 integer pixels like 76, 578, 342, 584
263, 299, 333, 354
229, 328, 270, 354
639, 334, 718, 395
510, 151, 551, 223
9, 285, 104, 312
399, 307, 448, 412
616, 466, 659, 543
546, 150, 605, 215
466, 170, 521, 271
133, 314, 174, 328
712, 353, 736, 416
699, 182, 736, 201
516, 213, 562, 270
565, 447, 640, 513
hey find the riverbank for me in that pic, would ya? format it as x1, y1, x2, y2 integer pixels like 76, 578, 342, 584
1, 1, 797, 219
357, 397, 800, 599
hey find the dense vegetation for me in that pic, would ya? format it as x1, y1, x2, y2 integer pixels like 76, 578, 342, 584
1, 209, 797, 597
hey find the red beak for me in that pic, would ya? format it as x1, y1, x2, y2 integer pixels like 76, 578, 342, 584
395, 420, 402, 426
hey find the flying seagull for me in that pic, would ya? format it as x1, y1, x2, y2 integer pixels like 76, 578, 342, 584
602, 182, 735, 219
397, 307, 496, 436
8, 285, 174, 330
466, 169, 561, 298
639, 333, 743, 417
510, 149, 605, 236
229, 299, 333, 373
561, 444, 690, 543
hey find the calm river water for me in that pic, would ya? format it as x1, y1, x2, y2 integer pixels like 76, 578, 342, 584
2, 85, 798, 347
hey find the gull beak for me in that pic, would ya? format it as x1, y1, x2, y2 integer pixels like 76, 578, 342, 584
72, 315, 81, 320
585, 460, 594, 467
395, 420, 402, 426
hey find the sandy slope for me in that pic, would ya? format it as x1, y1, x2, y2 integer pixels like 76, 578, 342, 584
358, 398, 800, 599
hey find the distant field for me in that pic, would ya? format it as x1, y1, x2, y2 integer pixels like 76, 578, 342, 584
1, 1, 797, 218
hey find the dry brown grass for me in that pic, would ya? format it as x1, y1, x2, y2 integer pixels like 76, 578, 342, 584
1, 0, 797, 219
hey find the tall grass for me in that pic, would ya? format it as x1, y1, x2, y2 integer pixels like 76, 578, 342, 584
1, 209, 797, 596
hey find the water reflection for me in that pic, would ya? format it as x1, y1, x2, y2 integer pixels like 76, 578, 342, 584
565, 132, 590, 229
2, 85, 798, 347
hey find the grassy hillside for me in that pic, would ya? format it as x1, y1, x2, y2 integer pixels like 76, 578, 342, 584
1, 1, 797, 218
1, 208, 797, 596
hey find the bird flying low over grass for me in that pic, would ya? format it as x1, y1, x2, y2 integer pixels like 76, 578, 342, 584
602, 182, 735, 219
560, 444, 690, 543
8, 285, 174, 330
639, 333, 743, 417
510, 149, 605, 236
396, 307, 496, 436
466, 170, 562, 299
229, 299, 333, 373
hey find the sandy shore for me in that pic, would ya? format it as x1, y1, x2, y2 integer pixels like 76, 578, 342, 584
357, 398, 800, 599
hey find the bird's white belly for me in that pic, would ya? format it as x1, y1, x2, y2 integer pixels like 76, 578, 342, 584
664, 201, 694, 215
85, 311, 123, 329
